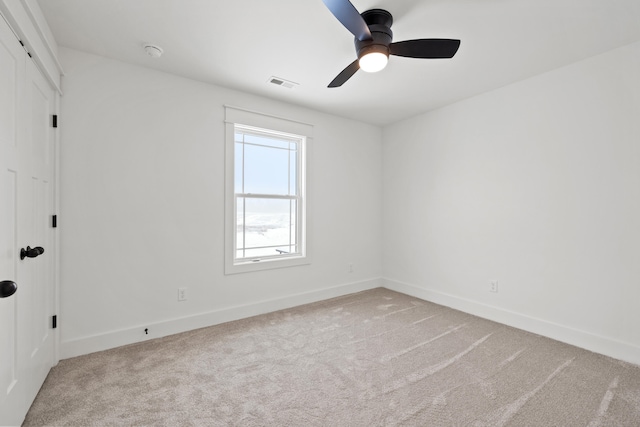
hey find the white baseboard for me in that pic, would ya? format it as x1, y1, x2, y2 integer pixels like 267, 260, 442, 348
60, 278, 381, 359
383, 277, 640, 366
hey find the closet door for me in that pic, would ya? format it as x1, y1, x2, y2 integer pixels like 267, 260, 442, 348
0, 15, 56, 425
0, 14, 28, 424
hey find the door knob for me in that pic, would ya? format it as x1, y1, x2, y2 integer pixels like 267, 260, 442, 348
20, 246, 44, 260
0, 280, 17, 298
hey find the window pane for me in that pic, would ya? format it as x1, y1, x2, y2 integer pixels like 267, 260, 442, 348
243, 143, 294, 195
236, 197, 298, 259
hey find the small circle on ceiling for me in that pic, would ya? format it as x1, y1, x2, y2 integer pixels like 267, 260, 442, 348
143, 44, 163, 58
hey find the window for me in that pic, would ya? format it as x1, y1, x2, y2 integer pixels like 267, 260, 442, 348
234, 125, 302, 259
224, 106, 312, 274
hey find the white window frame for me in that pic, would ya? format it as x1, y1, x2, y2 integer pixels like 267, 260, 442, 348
224, 106, 312, 274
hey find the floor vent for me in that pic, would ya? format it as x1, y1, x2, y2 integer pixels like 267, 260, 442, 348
268, 76, 299, 89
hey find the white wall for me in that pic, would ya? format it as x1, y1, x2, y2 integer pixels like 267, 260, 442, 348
59, 40, 640, 364
382, 41, 640, 364
58, 48, 382, 358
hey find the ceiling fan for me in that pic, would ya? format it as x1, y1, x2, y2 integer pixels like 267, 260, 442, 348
322, 0, 461, 87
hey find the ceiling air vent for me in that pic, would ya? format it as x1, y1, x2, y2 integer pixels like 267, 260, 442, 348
268, 76, 299, 90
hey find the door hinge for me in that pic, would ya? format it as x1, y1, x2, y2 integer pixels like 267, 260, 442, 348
52, 214, 57, 228
52, 115, 58, 128
52, 315, 57, 329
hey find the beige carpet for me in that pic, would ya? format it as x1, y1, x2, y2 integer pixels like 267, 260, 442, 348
24, 288, 640, 426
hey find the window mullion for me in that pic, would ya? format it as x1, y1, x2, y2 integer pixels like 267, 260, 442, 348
242, 138, 246, 258
288, 141, 291, 196
236, 193, 297, 200
242, 197, 246, 259
296, 144, 302, 254
289, 199, 292, 253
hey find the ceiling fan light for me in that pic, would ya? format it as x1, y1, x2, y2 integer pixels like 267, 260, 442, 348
359, 51, 388, 73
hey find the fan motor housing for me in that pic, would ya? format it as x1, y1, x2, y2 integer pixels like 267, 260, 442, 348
361, 9, 393, 27
354, 9, 394, 59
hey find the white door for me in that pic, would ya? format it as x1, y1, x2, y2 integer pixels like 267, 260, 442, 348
0, 15, 56, 426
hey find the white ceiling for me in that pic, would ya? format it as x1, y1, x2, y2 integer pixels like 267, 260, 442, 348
38, 0, 640, 126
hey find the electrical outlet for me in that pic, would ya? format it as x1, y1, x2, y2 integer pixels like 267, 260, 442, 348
348, 263, 354, 273
178, 287, 188, 301
489, 280, 498, 293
